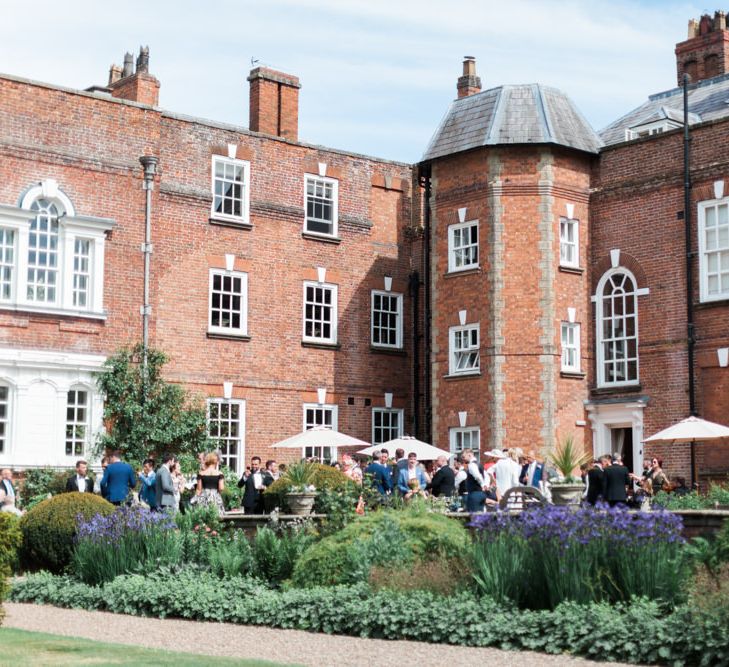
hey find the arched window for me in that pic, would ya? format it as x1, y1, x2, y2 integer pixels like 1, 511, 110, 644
596, 270, 639, 387
0, 179, 114, 316
27, 198, 61, 303
65, 386, 89, 457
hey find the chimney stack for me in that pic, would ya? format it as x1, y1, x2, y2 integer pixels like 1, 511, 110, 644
248, 67, 300, 141
676, 12, 729, 85
457, 56, 481, 98
108, 46, 160, 106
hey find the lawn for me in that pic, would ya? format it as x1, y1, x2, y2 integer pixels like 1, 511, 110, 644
0, 628, 298, 666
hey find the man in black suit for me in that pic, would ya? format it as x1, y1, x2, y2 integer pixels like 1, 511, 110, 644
428, 455, 456, 497
238, 456, 266, 514
602, 454, 630, 507
65, 460, 93, 494
585, 458, 606, 505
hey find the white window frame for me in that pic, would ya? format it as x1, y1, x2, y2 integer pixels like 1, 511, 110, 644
370, 290, 403, 349
595, 269, 640, 388
210, 156, 251, 225
625, 120, 681, 141
302, 403, 338, 462
207, 398, 245, 474
447, 220, 479, 272
0, 182, 112, 319
208, 269, 248, 337
449, 323, 480, 375
559, 217, 579, 268
560, 322, 581, 373
65, 385, 90, 458
698, 198, 729, 303
449, 426, 480, 456
302, 281, 338, 344
304, 174, 338, 238
372, 407, 404, 446
0, 384, 11, 456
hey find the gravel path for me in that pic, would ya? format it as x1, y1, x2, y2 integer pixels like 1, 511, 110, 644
3, 602, 634, 667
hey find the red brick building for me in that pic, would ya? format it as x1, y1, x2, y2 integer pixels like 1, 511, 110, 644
0, 14, 727, 486
0, 49, 416, 473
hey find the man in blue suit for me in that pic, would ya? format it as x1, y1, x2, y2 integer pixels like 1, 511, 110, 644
397, 452, 428, 499
365, 449, 393, 497
100, 451, 137, 505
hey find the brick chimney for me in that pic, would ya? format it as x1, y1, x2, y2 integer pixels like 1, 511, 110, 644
457, 56, 481, 98
108, 46, 160, 106
247, 67, 300, 141
676, 11, 729, 85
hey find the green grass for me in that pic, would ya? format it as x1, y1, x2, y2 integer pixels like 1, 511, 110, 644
0, 628, 299, 666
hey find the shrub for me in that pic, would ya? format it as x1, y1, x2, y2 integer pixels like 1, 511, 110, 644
19, 493, 114, 571
265, 463, 352, 497
10, 572, 729, 664
251, 525, 314, 584
470, 504, 687, 609
72, 507, 181, 585
292, 504, 470, 588
0, 513, 22, 626
19, 468, 69, 509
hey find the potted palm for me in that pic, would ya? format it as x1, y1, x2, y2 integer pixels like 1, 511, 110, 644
548, 436, 591, 506
280, 461, 318, 515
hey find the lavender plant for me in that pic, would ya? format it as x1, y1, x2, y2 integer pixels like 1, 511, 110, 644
470, 504, 687, 609
72, 506, 181, 585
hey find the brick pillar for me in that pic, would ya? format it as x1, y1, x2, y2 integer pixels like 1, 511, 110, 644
248, 67, 300, 141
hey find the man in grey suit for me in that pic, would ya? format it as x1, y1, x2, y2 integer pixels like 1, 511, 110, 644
155, 452, 177, 511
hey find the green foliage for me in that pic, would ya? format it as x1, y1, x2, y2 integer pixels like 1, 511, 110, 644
220, 466, 244, 510
11, 572, 729, 664
251, 525, 314, 585
548, 435, 590, 481
18, 468, 69, 509
19, 492, 114, 571
95, 344, 210, 462
291, 505, 470, 588
265, 463, 351, 496
0, 513, 22, 626
654, 480, 729, 510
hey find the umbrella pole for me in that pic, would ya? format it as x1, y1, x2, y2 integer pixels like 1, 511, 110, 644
690, 441, 697, 490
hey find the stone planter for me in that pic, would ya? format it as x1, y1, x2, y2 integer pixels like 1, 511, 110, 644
285, 492, 317, 516
551, 483, 585, 507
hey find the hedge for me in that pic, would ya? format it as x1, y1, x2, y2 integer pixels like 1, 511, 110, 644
0, 513, 22, 626
10, 570, 729, 666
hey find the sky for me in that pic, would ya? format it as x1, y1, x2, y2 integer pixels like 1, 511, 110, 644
0, 0, 705, 163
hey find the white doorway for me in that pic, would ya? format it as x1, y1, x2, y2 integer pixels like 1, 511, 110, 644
585, 399, 646, 477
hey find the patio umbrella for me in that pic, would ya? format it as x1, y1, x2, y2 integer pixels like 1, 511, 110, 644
643, 416, 729, 488
271, 426, 371, 449
357, 435, 449, 461
643, 416, 729, 444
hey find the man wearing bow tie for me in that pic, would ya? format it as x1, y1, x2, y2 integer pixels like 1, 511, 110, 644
65, 460, 93, 494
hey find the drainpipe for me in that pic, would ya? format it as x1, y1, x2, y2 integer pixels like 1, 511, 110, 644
682, 74, 698, 488
409, 271, 420, 437
420, 163, 433, 444
139, 156, 158, 377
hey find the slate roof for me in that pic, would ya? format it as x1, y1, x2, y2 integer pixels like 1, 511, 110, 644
600, 72, 729, 145
422, 84, 602, 161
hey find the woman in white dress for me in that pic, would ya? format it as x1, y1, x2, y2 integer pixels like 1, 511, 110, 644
493, 448, 522, 498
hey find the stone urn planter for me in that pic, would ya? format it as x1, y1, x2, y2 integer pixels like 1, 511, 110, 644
551, 483, 585, 507
285, 492, 317, 516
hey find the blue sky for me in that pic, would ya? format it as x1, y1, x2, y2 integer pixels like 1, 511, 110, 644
0, 0, 703, 162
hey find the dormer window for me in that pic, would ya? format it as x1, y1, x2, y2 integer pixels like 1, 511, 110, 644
625, 120, 682, 141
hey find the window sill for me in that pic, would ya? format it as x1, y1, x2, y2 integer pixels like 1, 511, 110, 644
209, 216, 253, 230
558, 265, 584, 275
695, 297, 729, 310
443, 371, 481, 380
560, 370, 586, 379
444, 267, 481, 278
206, 331, 251, 341
0, 303, 107, 321
301, 231, 341, 244
590, 383, 642, 396
370, 345, 406, 356
301, 341, 341, 350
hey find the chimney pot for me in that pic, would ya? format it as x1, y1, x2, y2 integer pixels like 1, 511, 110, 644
108, 64, 122, 86
122, 52, 134, 78
136, 45, 150, 73
457, 56, 481, 99
688, 18, 699, 38
715, 10, 726, 31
